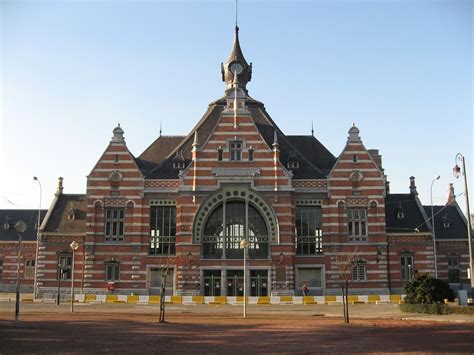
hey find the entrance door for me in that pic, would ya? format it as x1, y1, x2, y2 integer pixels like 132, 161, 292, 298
227, 270, 244, 296
203, 270, 221, 296
250, 270, 268, 296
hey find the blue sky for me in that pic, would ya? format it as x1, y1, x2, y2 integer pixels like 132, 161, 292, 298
0, 0, 472, 216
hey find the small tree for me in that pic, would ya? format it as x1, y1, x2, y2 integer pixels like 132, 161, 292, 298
158, 246, 175, 324
335, 247, 359, 324
404, 274, 455, 304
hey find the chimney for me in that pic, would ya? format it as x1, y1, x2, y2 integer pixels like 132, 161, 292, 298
409, 176, 418, 195
56, 177, 64, 196
385, 180, 390, 194
446, 183, 456, 205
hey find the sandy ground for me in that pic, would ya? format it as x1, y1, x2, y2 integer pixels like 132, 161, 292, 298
0, 302, 473, 354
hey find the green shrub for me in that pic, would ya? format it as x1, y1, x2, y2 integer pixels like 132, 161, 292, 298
404, 274, 455, 304
400, 303, 450, 315
448, 306, 474, 315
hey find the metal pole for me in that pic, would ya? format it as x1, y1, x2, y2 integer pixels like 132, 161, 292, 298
71, 250, 75, 312
243, 246, 247, 319
15, 232, 22, 322
56, 260, 61, 306
430, 176, 440, 278
461, 156, 474, 290
33, 177, 42, 300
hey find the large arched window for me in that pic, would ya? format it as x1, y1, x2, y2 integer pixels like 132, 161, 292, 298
202, 201, 269, 259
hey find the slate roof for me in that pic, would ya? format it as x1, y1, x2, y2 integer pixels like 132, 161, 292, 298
385, 194, 430, 233
136, 97, 337, 179
423, 205, 468, 240
0, 209, 47, 242
43, 194, 87, 234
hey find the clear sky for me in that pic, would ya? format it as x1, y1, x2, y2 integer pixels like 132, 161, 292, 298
1, 0, 472, 216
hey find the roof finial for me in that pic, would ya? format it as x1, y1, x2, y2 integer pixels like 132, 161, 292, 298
235, 0, 238, 27
311, 121, 314, 137
159, 122, 162, 137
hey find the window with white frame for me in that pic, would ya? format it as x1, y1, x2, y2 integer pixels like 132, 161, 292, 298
400, 253, 414, 281
347, 208, 367, 241
229, 140, 243, 161
352, 260, 367, 281
105, 208, 125, 241
150, 205, 176, 255
58, 254, 72, 280
24, 259, 35, 279
295, 206, 323, 255
105, 262, 120, 281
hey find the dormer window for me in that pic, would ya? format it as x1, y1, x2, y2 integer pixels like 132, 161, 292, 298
287, 161, 299, 169
173, 150, 186, 169
229, 140, 242, 161
443, 220, 450, 228
397, 211, 405, 219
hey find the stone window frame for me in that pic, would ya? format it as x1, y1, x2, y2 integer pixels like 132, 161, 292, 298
347, 208, 368, 242
105, 261, 120, 282
351, 259, 367, 281
24, 259, 36, 279
149, 200, 177, 256
295, 200, 323, 256
229, 140, 243, 161
104, 208, 125, 242
400, 251, 414, 281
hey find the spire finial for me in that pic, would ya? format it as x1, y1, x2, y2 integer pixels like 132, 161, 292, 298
311, 121, 314, 137
159, 122, 162, 137
235, 0, 238, 27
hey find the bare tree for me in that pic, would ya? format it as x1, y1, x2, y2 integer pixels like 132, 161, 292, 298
335, 246, 359, 324
159, 243, 175, 324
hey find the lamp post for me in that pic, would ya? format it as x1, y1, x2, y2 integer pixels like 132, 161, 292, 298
70, 241, 79, 312
430, 175, 440, 278
14, 221, 27, 323
453, 153, 473, 291
56, 252, 62, 306
33, 176, 42, 299
240, 239, 249, 319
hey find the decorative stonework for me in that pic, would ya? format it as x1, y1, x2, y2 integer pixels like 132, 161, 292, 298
104, 198, 126, 206
145, 180, 180, 188
293, 180, 327, 188
295, 199, 323, 206
150, 200, 176, 206
346, 197, 368, 206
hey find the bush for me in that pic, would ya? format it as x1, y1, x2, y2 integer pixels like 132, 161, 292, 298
404, 274, 455, 304
400, 303, 450, 315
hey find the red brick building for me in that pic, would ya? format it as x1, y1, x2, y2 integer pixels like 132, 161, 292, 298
19, 26, 470, 298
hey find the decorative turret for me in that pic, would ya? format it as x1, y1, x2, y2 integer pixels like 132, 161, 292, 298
348, 124, 361, 143
409, 176, 418, 195
446, 183, 456, 205
221, 26, 252, 93
55, 177, 64, 196
111, 124, 125, 143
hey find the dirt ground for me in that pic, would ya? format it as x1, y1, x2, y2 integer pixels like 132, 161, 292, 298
0, 303, 473, 354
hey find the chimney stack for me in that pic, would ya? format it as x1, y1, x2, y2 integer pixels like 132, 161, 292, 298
409, 176, 418, 195
446, 183, 456, 205
56, 177, 64, 196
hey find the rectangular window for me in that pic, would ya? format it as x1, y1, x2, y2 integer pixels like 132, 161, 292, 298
248, 148, 254, 161
218, 147, 223, 161
295, 206, 323, 255
448, 256, 460, 283
297, 268, 322, 288
105, 263, 120, 281
347, 208, 368, 241
400, 254, 414, 281
0, 257, 3, 283
352, 261, 367, 281
229, 140, 243, 161
105, 208, 125, 241
24, 259, 35, 279
150, 206, 176, 255
58, 255, 72, 280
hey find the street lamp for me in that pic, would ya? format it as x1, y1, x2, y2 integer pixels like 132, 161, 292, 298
14, 221, 27, 323
33, 176, 42, 299
70, 241, 79, 312
240, 239, 249, 319
430, 175, 440, 278
454, 153, 473, 292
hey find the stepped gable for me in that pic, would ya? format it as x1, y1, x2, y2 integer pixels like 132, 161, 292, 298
43, 194, 87, 233
423, 205, 468, 240
385, 194, 430, 233
0, 209, 47, 241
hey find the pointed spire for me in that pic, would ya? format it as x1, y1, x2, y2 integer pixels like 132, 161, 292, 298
272, 129, 279, 149
159, 122, 162, 137
311, 121, 314, 137
221, 25, 252, 93
192, 130, 200, 149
